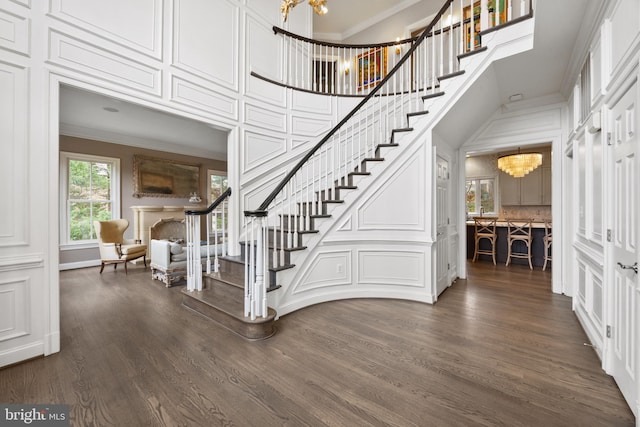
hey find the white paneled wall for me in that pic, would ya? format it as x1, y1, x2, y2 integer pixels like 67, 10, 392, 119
0, 0, 344, 366
565, 0, 640, 416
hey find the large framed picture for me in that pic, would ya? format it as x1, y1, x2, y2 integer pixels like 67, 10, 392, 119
356, 47, 387, 91
133, 155, 200, 198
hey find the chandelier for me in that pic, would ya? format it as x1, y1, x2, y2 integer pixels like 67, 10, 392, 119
281, 0, 328, 22
497, 149, 543, 178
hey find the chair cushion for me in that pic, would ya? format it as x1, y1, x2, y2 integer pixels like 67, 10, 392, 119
121, 244, 147, 255
170, 242, 183, 255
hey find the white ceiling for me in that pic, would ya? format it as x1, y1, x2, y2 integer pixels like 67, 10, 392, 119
59, 0, 595, 159
312, 0, 422, 40
60, 86, 228, 160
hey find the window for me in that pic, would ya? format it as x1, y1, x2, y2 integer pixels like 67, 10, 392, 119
466, 178, 496, 215
207, 170, 229, 231
208, 170, 228, 203
60, 152, 120, 247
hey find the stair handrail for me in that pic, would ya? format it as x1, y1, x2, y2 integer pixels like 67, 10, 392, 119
273, 25, 419, 49
185, 188, 232, 292
246, 0, 454, 216
242, 0, 534, 320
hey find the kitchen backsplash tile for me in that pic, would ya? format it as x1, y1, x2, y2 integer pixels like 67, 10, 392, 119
500, 206, 552, 221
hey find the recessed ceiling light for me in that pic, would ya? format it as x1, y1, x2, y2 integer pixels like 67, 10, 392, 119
103, 107, 119, 113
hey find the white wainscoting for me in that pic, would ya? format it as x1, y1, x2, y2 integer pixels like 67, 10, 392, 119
291, 90, 333, 115
48, 30, 162, 95
244, 101, 287, 133
0, 62, 27, 247
242, 130, 287, 173
170, 75, 238, 120
50, 0, 163, 59
290, 114, 333, 137
172, 0, 238, 90
292, 250, 352, 294
357, 249, 425, 287
0, 277, 30, 342
0, 8, 29, 56
357, 153, 425, 231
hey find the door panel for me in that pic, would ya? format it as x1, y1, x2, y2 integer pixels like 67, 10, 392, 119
436, 156, 449, 297
609, 80, 639, 417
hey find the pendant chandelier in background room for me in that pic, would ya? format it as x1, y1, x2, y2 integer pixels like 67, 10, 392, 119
281, 0, 328, 22
497, 149, 543, 178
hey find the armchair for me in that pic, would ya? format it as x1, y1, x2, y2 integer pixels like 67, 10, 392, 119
94, 219, 147, 274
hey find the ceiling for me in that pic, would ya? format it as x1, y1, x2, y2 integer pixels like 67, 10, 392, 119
312, 0, 422, 39
59, 0, 595, 160
60, 85, 228, 159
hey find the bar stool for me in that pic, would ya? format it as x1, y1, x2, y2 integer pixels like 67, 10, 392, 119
506, 219, 533, 269
543, 220, 552, 271
473, 218, 497, 265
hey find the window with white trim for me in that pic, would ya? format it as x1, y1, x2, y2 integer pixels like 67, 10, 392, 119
466, 178, 496, 216
60, 152, 120, 247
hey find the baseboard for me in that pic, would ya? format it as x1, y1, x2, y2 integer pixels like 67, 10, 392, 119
59, 259, 101, 271
0, 341, 44, 368
44, 331, 60, 356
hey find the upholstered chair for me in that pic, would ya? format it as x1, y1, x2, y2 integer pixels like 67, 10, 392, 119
93, 219, 147, 274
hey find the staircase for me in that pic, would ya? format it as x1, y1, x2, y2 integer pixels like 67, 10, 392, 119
182, 256, 277, 340
182, 0, 535, 338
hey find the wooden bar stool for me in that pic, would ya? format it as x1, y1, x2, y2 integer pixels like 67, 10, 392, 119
506, 219, 533, 269
543, 220, 552, 271
473, 218, 497, 265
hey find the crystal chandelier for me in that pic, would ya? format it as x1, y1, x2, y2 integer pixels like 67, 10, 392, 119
281, 0, 328, 22
497, 149, 543, 178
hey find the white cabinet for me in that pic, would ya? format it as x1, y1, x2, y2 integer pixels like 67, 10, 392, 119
500, 166, 551, 206
500, 172, 520, 205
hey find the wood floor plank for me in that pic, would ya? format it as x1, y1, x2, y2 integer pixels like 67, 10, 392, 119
0, 261, 634, 426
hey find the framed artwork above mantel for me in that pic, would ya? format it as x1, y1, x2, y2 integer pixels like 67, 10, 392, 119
133, 155, 200, 198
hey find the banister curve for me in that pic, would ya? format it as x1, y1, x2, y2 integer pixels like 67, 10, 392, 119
185, 187, 231, 216
247, 0, 455, 216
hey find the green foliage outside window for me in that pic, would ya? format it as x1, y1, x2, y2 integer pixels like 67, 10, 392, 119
466, 178, 495, 215
68, 160, 113, 241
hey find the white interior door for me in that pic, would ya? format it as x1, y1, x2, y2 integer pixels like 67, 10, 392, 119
436, 155, 450, 297
609, 80, 639, 417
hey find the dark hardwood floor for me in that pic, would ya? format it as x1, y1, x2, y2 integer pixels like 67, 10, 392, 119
0, 261, 634, 426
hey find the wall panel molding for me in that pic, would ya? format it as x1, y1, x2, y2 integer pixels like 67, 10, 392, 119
0, 277, 30, 342
49, 0, 162, 60
291, 115, 332, 137
48, 30, 161, 95
171, 75, 238, 121
291, 90, 333, 114
242, 130, 287, 173
357, 154, 425, 231
172, 0, 238, 90
0, 8, 29, 56
0, 62, 28, 247
292, 250, 352, 294
0, 254, 44, 272
357, 249, 425, 287
244, 102, 286, 132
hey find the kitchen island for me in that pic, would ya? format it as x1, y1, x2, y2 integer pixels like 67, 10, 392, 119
466, 220, 549, 268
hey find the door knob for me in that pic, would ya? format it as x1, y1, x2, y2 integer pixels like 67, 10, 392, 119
617, 262, 638, 274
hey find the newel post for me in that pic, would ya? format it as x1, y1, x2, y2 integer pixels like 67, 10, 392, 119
244, 210, 269, 320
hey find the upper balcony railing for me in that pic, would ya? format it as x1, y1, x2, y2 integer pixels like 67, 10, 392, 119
253, 0, 532, 97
